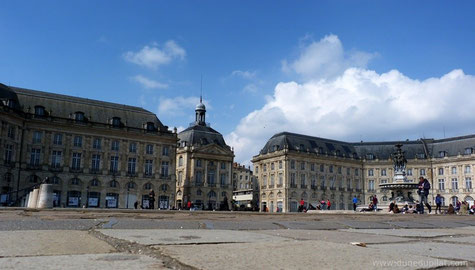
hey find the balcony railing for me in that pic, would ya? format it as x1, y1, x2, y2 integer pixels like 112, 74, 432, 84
220, 184, 229, 188
268, 184, 274, 188
27, 164, 41, 170
277, 184, 283, 188
261, 185, 267, 189
311, 185, 317, 190
69, 167, 83, 173
330, 187, 336, 190
300, 184, 307, 189
49, 165, 63, 172
195, 182, 203, 187
338, 187, 345, 191
290, 183, 297, 188
208, 183, 216, 187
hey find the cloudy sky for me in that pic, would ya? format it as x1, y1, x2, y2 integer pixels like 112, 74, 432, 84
1, 1, 475, 165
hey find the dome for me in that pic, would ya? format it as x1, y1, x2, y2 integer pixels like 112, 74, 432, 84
195, 102, 206, 111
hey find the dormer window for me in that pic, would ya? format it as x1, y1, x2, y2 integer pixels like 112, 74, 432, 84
417, 153, 426, 159
146, 122, 155, 131
336, 150, 341, 156
112, 117, 121, 127
366, 153, 374, 160
464, 148, 473, 155
34, 106, 45, 116
74, 112, 85, 122
439, 151, 447, 158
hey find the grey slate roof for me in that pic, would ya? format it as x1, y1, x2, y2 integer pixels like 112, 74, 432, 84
3, 85, 167, 131
260, 131, 475, 160
178, 124, 228, 148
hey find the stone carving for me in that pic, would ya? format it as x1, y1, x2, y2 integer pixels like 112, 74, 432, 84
391, 143, 407, 172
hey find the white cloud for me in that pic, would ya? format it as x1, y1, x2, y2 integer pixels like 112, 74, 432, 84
124, 40, 186, 69
283, 34, 376, 80
132, 75, 168, 89
242, 83, 259, 93
231, 70, 256, 79
158, 96, 210, 116
227, 35, 475, 165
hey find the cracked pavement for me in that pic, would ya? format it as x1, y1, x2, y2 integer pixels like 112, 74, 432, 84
0, 208, 474, 269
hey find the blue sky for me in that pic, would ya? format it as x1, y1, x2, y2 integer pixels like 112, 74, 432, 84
1, 1, 475, 163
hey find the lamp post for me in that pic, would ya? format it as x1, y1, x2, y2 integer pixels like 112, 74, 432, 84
86, 186, 89, 208
126, 186, 130, 209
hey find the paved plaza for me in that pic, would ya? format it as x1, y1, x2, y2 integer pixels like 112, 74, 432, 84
0, 209, 474, 269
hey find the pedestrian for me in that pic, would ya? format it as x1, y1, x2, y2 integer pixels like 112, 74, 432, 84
352, 196, 358, 211
299, 198, 305, 212
435, 194, 442, 214
417, 177, 431, 214
187, 200, 192, 210
372, 195, 378, 211
389, 201, 395, 212
320, 199, 326, 210
460, 201, 469, 215
148, 189, 155, 209
134, 201, 138, 209
393, 204, 400, 214
326, 199, 331, 210
455, 200, 461, 212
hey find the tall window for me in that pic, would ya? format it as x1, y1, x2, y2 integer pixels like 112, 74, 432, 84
368, 169, 374, 176
466, 177, 473, 190
207, 170, 215, 185
300, 162, 305, 170
32, 131, 42, 144
347, 167, 351, 175
73, 136, 82, 147
407, 169, 413, 176
53, 133, 62, 145
355, 168, 359, 176
146, 144, 154, 154
300, 174, 306, 187
451, 178, 458, 190
279, 173, 283, 186
290, 173, 296, 186
196, 159, 202, 167
195, 171, 202, 184
438, 179, 445, 190
279, 161, 283, 169
338, 166, 342, 174
465, 165, 471, 174
311, 175, 316, 187
145, 160, 153, 175
111, 140, 119, 151
420, 169, 426, 176
51, 150, 62, 168
347, 178, 352, 189
329, 165, 334, 173
93, 138, 101, 149
271, 162, 275, 170
7, 125, 15, 139
129, 142, 137, 153
30, 148, 41, 166
290, 160, 295, 169
368, 180, 375, 191
320, 164, 324, 172
110, 156, 119, 172
34, 106, 45, 116
161, 161, 169, 177
381, 169, 387, 176
162, 146, 169, 156
178, 156, 183, 166
310, 163, 315, 171
451, 167, 457, 175
263, 164, 267, 172
221, 162, 226, 170
220, 173, 227, 186
438, 168, 444, 175
112, 117, 121, 127
72, 153, 81, 170
263, 175, 267, 186
128, 158, 136, 174
91, 154, 101, 171
177, 172, 183, 185
4, 144, 13, 164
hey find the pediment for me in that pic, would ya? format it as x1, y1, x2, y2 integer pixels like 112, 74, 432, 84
195, 144, 232, 156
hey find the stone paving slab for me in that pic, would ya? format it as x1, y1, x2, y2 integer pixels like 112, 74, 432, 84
99, 229, 289, 245
275, 221, 347, 230
0, 230, 115, 257
199, 220, 282, 230
100, 219, 202, 230
260, 229, 411, 244
0, 219, 101, 231
0, 253, 165, 270
435, 235, 475, 244
340, 228, 458, 238
337, 220, 394, 229
386, 221, 437, 229
160, 239, 460, 270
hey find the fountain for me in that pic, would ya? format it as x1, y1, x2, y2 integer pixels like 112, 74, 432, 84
379, 144, 419, 204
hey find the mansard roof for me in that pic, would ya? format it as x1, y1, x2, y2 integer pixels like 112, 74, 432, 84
259, 131, 475, 160
5, 85, 168, 131
178, 124, 228, 148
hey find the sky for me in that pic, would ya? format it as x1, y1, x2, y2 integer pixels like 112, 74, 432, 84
1, 1, 475, 165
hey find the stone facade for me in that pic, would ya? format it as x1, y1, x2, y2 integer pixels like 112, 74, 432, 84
175, 99, 234, 210
232, 162, 259, 210
0, 84, 177, 208
253, 132, 475, 213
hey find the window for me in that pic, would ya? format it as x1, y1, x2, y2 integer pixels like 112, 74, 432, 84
290, 173, 296, 186
355, 168, 359, 176
146, 122, 155, 131
93, 138, 101, 149
34, 106, 45, 116
71, 178, 80, 185
162, 146, 169, 156
207, 170, 215, 185
310, 163, 315, 171
146, 144, 154, 155
196, 189, 202, 196
451, 196, 458, 206
90, 179, 99, 187
278, 173, 283, 186
144, 183, 152, 190
161, 161, 169, 177
129, 142, 137, 153
279, 161, 282, 169
464, 148, 473, 155
438, 179, 445, 190
465, 165, 471, 174
51, 150, 62, 168
417, 153, 426, 159
195, 171, 202, 184
300, 174, 306, 186
439, 151, 446, 158
368, 180, 375, 191
32, 131, 42, 144
366, 153, 374, 160
109, 180, 118, 188
329, 165, 334, 173
196, 159, 202, 167
30, 148, 41, 166
263, 164, 267, 172
74, 112, 85, 122
53, 133, 63, 145
465, 177, 473, 189
320, 176, 326, 189
338, 166, 342, 174
220, 173, 227, 186
271, 162, 275, 170
381, 169, 387, 176
451, 166, 457, 175
438, 168, 444, 175
127, 158, 137, 174
407, 169, 412, 176
178, 156, 183, 166
290, 160, 295, 169
420, 169, 426, 176
4, 144, 13, 164
127, 182, 136, 189
221, 162, 226, 170
451, 178, 458, 190
73, 136, 82, 147
91, 154, 101, 171
145, 160, 153, 175
320, 164, 324, 172
347, 178, 351, 189
72, 153, 81, 170
112, 117, 121, 127
347, 168, 351, 175
111, 140, 119, 151
300, 162, 305, 170
110, 156, 119, 173
7, 125, 15, 139
381, 179, 388, 184
368, 169, 374, 176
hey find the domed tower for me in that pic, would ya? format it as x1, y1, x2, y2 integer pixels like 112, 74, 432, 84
195, 96, 206, 125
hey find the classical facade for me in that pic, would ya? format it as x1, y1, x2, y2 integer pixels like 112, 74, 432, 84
252, 132, 475, 213
0, 83, 177, 208
232, 162, 259, 210
175, 98, 234, 210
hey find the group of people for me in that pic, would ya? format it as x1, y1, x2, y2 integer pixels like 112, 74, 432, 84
133, 189, 155, 209
299, 198, 332, 212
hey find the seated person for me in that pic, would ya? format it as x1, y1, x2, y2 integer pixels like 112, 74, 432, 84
405, 205, 417, 214
393, 204, 401, 213
447, 204, 455, 214
389, 201, 395, 212
401, 204, 409, 213
470, 205, 475, 214
360, 202, 374, 212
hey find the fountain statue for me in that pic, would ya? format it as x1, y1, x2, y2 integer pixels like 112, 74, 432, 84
379, 144, 418, 203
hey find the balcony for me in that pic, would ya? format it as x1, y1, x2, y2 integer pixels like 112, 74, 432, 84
27, 164, 41, 170
208, 183, 216, 187
290, 183, 297, 188
330, 187, 336, 191
90, 168, 101, 174
338, 187, 345, 191
220, 184, 229, 188
127, 172, 138, 177
49, 165, 63, 172
109, 170, 118, 176
160, 174, 171, 180
311, 185, 317, 190
69, 167, 83, 173
277, 184, 283, 188
195, 182, 203, 187
463, 188, 473, 192
144, 173, 154, 178
300, 184, 307, 189
355, 188, 362, 192
268, 184, 274, 188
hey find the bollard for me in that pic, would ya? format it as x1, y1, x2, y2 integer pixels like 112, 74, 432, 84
37, 184, 53, 209
29, 188, 39, 208
24, 193, 30, 207
26, 191, 34, 208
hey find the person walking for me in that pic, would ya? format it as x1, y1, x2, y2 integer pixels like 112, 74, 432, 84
352, 196, 358, 211
372, 195, 378, 212
148, 189, 155, 209
417, 177, 431, 214
326, 199, 331, 210
435, 194, 442, 214
299, 198, 305, 212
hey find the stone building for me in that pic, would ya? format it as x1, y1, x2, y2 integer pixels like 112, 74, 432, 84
253, 132, 475, 213
175, 98, 234, 210
0, 83, 177, 208
232, 162, 259, 210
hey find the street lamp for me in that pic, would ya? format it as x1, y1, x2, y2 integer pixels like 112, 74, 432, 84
86, 186, 89, 208
126, 185, 130, 209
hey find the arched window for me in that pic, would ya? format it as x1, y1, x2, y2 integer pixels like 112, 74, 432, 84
74, 112, 85, 122
208, 190, 216, 198
197, 189, 202, 196
90, 179, 100, 187
127, 182, 136, 189
112, 117, 121, 127
160, 184, 168, 191
109, 180, 119, 188
71, 178, 80, 185
34, 106, 45, 116
144, 183, 152, 190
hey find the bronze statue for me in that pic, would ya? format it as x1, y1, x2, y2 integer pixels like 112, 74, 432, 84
391, 144, 407, 172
